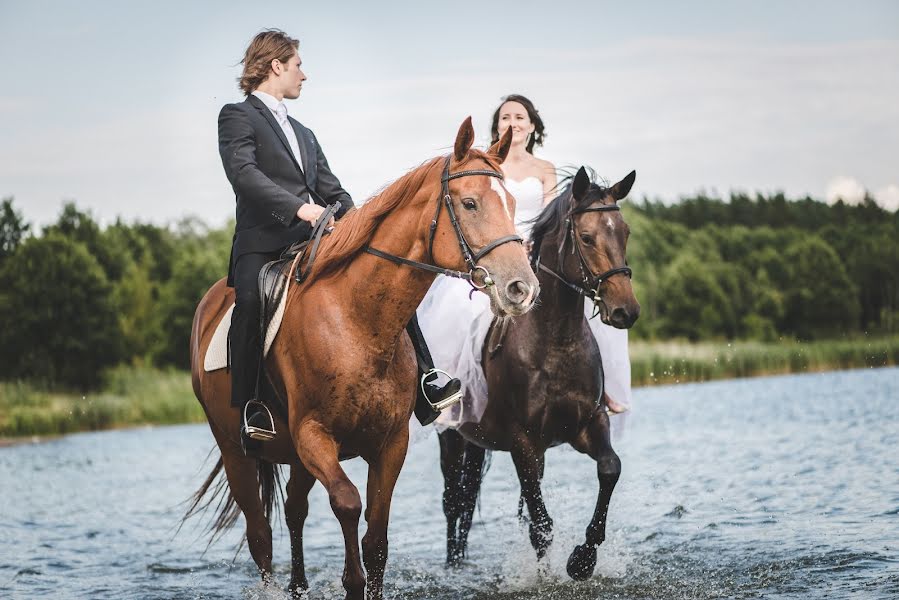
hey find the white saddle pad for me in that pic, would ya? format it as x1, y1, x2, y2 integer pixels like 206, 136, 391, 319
203, 283, 289, 372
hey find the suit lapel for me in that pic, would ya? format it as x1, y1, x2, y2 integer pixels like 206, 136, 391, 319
246, 95, 306, 176
291, 120, 317, 189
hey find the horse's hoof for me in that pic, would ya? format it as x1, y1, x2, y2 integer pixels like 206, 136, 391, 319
288, 579, 309, 598
446, 542, 465, 568
529, 523, 553, 558
566, 543, 597, 581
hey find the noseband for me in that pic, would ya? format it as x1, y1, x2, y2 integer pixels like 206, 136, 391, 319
365, 155, 523, 289
537, 202, 632, 318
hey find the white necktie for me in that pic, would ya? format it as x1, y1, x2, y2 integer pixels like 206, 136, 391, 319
275, 103, 304, 174
275, 102, 288, 124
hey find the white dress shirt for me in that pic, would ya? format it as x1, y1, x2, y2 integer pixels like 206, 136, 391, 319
252, 90, 304, 174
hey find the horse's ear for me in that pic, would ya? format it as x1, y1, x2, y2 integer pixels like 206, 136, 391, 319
487, 126, 514, 163
572, 166, 590, 202
611, 170, 636, 201
454, 116, 475, 161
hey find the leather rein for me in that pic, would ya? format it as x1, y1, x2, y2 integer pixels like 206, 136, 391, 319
364, 155, 523, 289
537, 202, 632, 318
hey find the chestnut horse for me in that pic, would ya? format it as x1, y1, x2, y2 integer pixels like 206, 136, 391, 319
438, 167, 640, 580
186, 119, 539, 599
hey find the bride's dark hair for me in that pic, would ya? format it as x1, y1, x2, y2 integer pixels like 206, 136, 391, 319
490, 94, 546, 154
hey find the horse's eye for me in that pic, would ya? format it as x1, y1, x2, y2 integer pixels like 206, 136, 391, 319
462, 198, 477, 211
579, 233, 594, 246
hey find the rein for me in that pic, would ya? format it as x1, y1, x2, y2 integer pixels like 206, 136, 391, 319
540, 202, 632, 318
294, 202, 342, 283
365, 155, 522, 289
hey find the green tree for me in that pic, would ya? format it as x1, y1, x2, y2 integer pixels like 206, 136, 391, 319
113, 251, 158, 362
0, 234, 120, 388
153, 223, 231, 367
657, 252, 733, 340
782, 236, 860, 338
742, 269, 785, 341
43, 202, 128, 281
0, 197, 30, 262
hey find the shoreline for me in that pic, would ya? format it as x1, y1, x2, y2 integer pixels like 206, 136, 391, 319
2, 363, 895, 444
631, 361, 893, 388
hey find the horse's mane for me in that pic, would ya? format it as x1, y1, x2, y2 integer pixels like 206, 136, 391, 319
304, 149, 501, 285
300, 156, 442, 285
529, 167, 610, 269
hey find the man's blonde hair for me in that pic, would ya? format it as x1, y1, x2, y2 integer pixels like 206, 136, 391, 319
238, 29, 299, 96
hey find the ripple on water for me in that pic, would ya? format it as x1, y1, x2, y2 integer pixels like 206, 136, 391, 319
1, 368, 897, 599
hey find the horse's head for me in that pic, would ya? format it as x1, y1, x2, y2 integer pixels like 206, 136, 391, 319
533, 167, 640, 328
569, 167, 640, 328
428, 117, 540, 316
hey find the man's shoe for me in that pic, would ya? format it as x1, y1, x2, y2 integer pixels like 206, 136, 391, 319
414, 370, 463, 426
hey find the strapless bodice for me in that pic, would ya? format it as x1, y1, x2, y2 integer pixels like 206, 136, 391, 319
504, 176, 544, 239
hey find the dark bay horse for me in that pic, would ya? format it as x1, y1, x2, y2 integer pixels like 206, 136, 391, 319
439, 167, 640, 580
186, 119, 539, 599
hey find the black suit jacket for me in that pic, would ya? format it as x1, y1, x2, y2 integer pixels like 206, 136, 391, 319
218, 94, 354, 284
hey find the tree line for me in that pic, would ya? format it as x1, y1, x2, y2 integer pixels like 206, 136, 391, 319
626, 192, 899, 341
0, 192, 896, 389
0, 199, 230, 388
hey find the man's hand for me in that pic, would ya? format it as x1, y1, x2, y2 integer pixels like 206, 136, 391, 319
297, 202, 334, 227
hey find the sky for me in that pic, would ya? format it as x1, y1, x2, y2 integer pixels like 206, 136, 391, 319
1, 0, 897, 228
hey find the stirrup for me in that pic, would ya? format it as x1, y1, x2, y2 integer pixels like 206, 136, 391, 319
243, 400, 276, 441
421, 369, 463, 412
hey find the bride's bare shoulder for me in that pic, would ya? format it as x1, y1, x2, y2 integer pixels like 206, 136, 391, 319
532, 157, 557, 183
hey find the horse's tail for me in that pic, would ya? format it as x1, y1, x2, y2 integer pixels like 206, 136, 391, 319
180, 450, 283, 548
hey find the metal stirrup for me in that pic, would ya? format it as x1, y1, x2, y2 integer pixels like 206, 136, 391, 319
243, 400, 276, 441
420, 369, 463, 411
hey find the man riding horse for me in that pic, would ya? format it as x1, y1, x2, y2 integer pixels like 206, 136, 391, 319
218, 29, 460, 454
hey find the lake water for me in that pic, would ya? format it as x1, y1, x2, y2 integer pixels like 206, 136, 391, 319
1, 367, 897, 599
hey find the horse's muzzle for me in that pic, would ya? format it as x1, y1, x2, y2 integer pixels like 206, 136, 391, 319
503, 278, 539, 314
608, 305, 640, 329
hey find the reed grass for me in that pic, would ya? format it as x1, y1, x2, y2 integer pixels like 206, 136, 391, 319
630, 336, 899, 386
2, 336, 897, 438
0, 365, 204, 437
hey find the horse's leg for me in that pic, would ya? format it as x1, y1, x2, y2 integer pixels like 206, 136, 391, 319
439, 429, 466, 566
517, 454, 544, 522
510, 438, 553, 559
567, 410, 621, 580
293, 422, 366, 600
217, 446, 274, 583
284, 463, 317, 597
454, 441, 486, 562
361, 430, 409, 600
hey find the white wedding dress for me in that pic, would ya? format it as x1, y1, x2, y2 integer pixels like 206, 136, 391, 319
415, 176, 632, 434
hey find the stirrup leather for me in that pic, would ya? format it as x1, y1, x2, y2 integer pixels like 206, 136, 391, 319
243, 400, 276, 441
420, 369, 463, 411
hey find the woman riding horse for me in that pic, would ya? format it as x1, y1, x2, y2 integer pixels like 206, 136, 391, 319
439, 167, 640, 581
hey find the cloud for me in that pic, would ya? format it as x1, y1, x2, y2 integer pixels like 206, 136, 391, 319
3, 34, 899, 226
875, 184, 899, 212
825, 176, 866, 206
825, 177, 899, 211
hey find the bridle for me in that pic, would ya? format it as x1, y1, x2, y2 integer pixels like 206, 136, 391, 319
537, 198, 632, 318
365, 155, 523, 289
